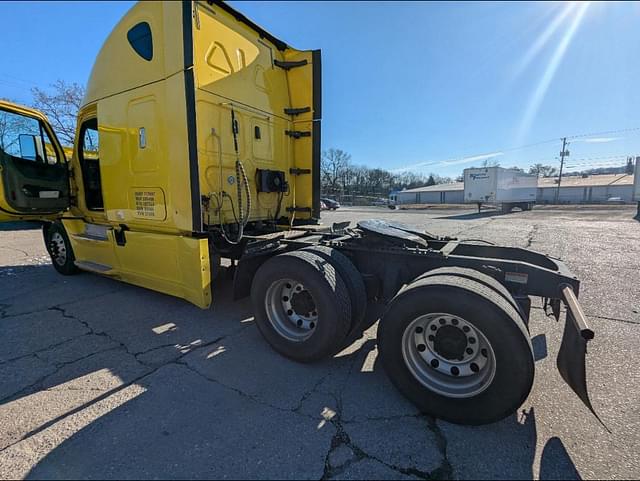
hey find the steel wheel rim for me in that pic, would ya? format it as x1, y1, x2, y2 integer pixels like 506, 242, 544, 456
49, 232, 67, 266
265, 278, 318, 342
402, 313, 496, 398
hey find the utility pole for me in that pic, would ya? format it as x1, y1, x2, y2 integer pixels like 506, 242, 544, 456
632, 156, 640, 220
555, 137, 569, 204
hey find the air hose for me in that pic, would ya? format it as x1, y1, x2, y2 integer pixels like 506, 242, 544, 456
218, 107, 251, 245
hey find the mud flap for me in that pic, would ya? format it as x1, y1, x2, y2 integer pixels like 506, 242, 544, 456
556, 286, 607, 430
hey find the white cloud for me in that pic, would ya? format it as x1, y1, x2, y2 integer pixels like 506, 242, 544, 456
389, 160, 442, 173
580, 137, 621, 143
391, 151, 504, 173
442, 151, 504, 165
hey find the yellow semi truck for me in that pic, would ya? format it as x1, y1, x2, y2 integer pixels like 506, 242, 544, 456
0, 0, 597, 425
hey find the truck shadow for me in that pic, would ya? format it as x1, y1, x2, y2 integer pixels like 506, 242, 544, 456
540, 436, 582, 480
0, 221, 42, 231
435, 210, 513, 220
0, 264, 579, 479
436, 404, 581, 480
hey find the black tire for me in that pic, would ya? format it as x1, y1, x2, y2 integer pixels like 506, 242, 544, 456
44, 222, 80, 276
345, 301, 386, 343
251, 250, 352, 362
378, 275, 534, 425
301, 246, 367, 334
412, 267, 524, 319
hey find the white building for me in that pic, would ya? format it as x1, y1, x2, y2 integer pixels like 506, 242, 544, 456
390, 174, 635, 205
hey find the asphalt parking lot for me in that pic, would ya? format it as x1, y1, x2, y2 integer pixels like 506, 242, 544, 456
0, 205, 638, 480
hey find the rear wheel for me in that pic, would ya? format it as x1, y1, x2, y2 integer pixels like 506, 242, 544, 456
501, 203, 513, 214
301, 246, 367, 335
412, 267, 524, 319
251, 250, 352, 362
378, 275, 534, 425
44, 222, 79, 276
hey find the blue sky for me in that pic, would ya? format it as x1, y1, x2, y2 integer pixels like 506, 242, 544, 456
1, 1, 639, 178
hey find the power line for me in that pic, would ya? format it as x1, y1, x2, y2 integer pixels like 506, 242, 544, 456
416, 127, 640, 173
499, 137, 560, 154
565, 159, 629, 168
567, 127, 640, 140
495, 126, 640, 157
563, 154, 628, 162
0, 74, 38, 88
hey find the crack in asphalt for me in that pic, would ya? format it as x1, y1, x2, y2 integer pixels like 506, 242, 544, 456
44, 306, 221, 364
1, 295, 449, 479
525, 224, 538, 248
453, 217, 497, 238
0, 320, 251, 456
47, 306, 142, 359
586, 314, 640, 326
0, 361, 156, 456
425, 418, 454, 480
0, 346, 128, 406
0, 298, 250, 410
315, 343, 452, 481
341, 413, 425, 424
174, 359, 321, 422
320, 411, 451, 481
0, 333, 99, 366
0, 246, 30, 257
291, 360, 347, 415
0, 287, 122, 319
530, 304, 639, 326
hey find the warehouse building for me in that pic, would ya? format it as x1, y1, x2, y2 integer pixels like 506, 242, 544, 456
390, 173, 635, 205
536, 174, 634, 203
390, 182, 464, 205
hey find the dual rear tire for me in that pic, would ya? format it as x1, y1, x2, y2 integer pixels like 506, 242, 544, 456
378, 270, 534, 425
251, 249, 362, 362
251, 251, 535, 425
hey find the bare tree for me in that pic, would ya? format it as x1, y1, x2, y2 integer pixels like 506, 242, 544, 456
320, 146, 454, 199
321, 148, 351, 194
31, 80, 85, 146
0, 98, 36, 154
529, 163, 557, 177
481, 158, 501, 168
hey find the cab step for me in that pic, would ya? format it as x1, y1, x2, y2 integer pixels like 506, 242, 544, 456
74, 260, 114, 274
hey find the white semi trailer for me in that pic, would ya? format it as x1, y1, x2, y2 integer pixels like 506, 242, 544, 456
464, 167, 538, 213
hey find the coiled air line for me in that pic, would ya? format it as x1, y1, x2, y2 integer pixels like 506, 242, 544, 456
216, 107, 251, 245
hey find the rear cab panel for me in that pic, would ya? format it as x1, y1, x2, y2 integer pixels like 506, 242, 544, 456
192, 0, 321, 224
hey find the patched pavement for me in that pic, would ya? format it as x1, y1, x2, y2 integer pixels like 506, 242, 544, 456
0, 207, 638, 479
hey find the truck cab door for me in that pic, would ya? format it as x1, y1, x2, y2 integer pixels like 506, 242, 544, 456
0, 101, 70, 221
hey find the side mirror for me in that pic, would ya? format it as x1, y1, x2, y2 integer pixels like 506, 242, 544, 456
18, 134, 37, 161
